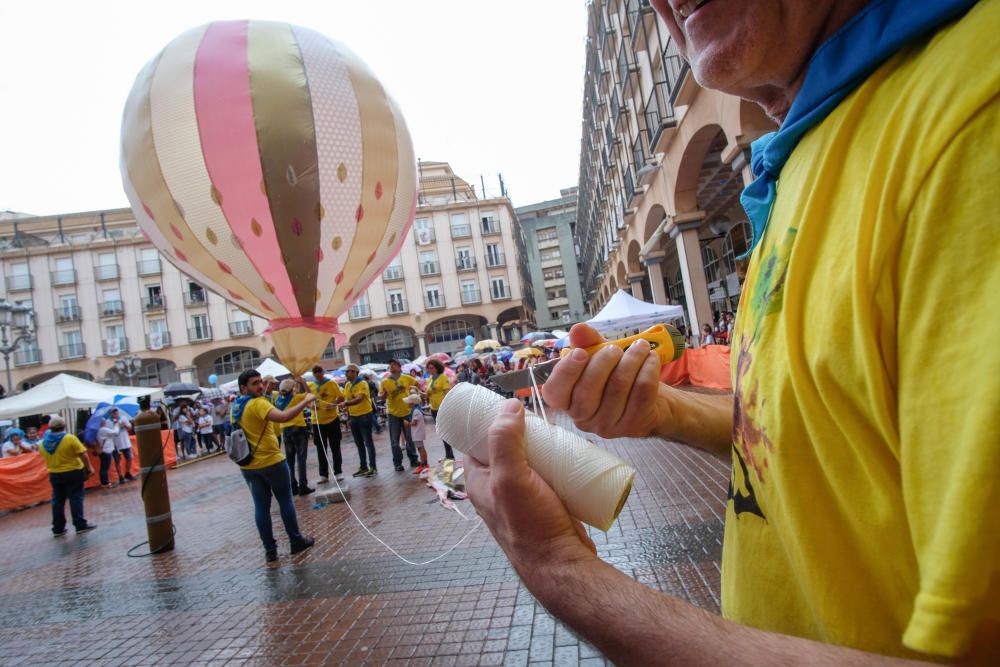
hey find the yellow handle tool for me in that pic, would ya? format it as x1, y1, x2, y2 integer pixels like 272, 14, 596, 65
582, 323, 686, 364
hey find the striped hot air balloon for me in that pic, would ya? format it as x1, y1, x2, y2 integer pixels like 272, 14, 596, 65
120, 20, 416, 374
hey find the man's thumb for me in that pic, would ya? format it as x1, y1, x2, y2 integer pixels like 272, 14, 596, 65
487, 399, 528, 473
568, 323, 605, 349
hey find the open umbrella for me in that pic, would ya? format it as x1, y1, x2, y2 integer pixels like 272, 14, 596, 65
513, 347, 543, 359
427, 352, 452, 363
520, 331, 557, 344
532, 339, 558, 348
474, 339, 502, 352
412, 355, 428, 366
402, 363, 422, 375
555, 336, 572, 349
163, 382, 202, 397
200, 387, 229, 400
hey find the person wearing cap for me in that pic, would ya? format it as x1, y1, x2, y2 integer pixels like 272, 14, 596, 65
274, 378, 314, 496
232, 370, 316, 563
343, 364, 377, 477
308, 365, 345, 483
379, 359, 419, 472
38, 416, 96, 535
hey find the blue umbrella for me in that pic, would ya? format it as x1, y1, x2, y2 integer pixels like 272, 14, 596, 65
555, 336, 571, 350
82, 396, 140, 444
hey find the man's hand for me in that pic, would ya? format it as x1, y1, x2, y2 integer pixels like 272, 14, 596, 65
303, 393, 316, 405
542, 323, 668, 440
465, 399, 597, 579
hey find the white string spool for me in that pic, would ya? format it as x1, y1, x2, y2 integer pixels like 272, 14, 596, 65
437, 383, 636, 531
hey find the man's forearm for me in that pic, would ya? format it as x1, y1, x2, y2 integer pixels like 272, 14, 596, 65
520, 554, 930, 666
655, 385, 733, 459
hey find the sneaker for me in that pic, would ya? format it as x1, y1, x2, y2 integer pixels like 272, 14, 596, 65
290, 536, 315, 554
125, 474, 136, 481
318, 477, 329, 484
76, 523, 98, 533
265, 550, 278, 563
53, 529, 67, 537
364, 467, 377, 477
394, 465, 404, 472
334, 473, 344, 482
352, 468, 368, 478
412, 465, 429, 474
298, 486, 315, 496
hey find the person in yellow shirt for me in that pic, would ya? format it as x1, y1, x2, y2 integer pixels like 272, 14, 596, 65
379, 359, 419, 471
233, 369, 317, 563
38, 416, 96, 536
308, 365, 345, 483
463, 0, 999, 664
424, 359, 455, 461
342, 364, 377, 477
273, 378, 313, 496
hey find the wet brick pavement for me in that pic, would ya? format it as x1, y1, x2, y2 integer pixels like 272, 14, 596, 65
0, 408, 729, 666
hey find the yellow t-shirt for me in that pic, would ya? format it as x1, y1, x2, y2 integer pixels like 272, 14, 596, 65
38, 433, 86, 473
273, 392, 307, 430
308, 379, 343, 425
724, 3, 1000, 659
426, 373, 451, 411
343, 378, 372, 417
237, 397, 284, 470
380, 374, 416, 418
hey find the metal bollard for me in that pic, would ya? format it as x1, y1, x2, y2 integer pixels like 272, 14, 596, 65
135, 408, 174, 553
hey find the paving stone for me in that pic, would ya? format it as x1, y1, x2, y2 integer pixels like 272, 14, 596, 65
0, 417, 727, 664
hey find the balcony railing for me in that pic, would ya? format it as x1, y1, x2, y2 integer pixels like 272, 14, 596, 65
414, 227, 436, 245
94, 264, 120, 281
480, 219, 501, 236
491, 285, 512, 301
103, 338, 129, 355
146, 331, 171, 350
624, 166, 636, 203
136, 258, 162, 276
183, 291, 209, 307
456, 257, 477, 272
54, 306, 82, 323
460, 289, 482, 305
229, 321, 253, 338
51, 269, 77, 286
143, 296, 166, 312
14, 347, 41, 366
386, 297, 408, 316
348, 303, 371, 321
58, 343, 86, 361
99, 300, 124, 318
4, 274, 32, 291
486, 253, 507, 268
419, 261, 441, 277
188, 326, 213, 343
424, 295, 445, 310
450, 224, 472, 239
382, 265, 404, 282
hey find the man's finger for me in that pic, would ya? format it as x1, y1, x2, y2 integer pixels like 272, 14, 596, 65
487, 400, 529, 481
542, 347, 588, 409
596, 339, 650, 428
568, 345, 623, 422
568, 323, 605, 348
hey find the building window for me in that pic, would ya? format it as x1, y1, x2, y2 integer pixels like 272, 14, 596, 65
460, 279, 480, 304
721, 221, 752, 276
212, 349, 261, 379
540, 248, 562, 261
357, 329, 414, 355
321, 339, 337, 360
702, 245, 721, 284
414, 217, 435, 245
425, 284, 443, 309
536, 227, 559, 243
546, 287, 568, 300
543, 268, 565, 280
190, 314, 211, 341
426, 319, 475, 345
490, 277, 509, 300
387, 289, 407, 314
450, 213, 471, 238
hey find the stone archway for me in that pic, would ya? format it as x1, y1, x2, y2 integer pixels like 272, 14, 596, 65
105, 358, 179, 387
352, 326, 417, 365
194, 347, 261, 385
424, 316, 485, 356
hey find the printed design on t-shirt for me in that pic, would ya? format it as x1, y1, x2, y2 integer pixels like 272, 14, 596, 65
729, 336, 771, 520
744, 227, 797, 338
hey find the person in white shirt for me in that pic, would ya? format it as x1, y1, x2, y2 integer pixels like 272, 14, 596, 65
112, 410, 135, 483
177, 404, 196, 457
97, 418, 120, 488
1, 430, 31, 458
196, 407, 215, 453
211, 399, 227, 450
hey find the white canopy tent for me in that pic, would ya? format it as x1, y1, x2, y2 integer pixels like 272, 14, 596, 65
0, 373, 163, 420
219, 358, 294, 393
586, 290, 685, 334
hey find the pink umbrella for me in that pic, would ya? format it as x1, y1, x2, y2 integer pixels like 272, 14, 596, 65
427, 352, 452, 363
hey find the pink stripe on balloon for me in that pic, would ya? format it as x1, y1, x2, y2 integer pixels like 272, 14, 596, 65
193, 20, 299, 315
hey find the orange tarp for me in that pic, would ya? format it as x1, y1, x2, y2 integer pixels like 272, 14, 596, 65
0, 430, 178, 511
513, 345, 733, 398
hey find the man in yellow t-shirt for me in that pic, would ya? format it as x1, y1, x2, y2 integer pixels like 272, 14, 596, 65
343, 364, 376, 477
234, 369, 317, 563
273, 378, 313, 496
462, 0, 999, 664
379, 359, 419, 471
38, 416, 96, 536
308, 365, 345, 483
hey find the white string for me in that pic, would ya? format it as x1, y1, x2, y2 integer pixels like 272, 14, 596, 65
528, 365, 549, 426
310, 417, 482, 566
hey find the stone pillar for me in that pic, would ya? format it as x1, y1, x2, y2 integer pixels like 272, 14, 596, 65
416, 334, 428, 356
627, 273, 646, 301
340, 345, 352, 365
642, 251, 668, 305
489, 322, 500, 340
669, 212, 713, 346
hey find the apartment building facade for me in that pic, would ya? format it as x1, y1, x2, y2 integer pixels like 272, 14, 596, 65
515, 188, 588, 330
576, 0, 775, 342
0, 162, 528, 391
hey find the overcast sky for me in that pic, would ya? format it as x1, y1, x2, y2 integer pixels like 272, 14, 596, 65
0, 0, 587, 217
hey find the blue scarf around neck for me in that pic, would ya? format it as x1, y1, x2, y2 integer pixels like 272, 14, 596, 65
42, 430, 66, 455
739, 0, 977, 258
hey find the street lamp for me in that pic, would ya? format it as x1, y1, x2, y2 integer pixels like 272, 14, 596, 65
0, 301, 36, 395
114, 355, 143, 386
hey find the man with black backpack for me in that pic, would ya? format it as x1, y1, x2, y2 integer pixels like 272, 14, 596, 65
232, 369, 317, 563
